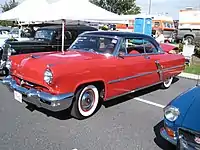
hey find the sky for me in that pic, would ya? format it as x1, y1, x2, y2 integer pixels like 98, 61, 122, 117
0, 0, 199, 19
136, 0, 200, 19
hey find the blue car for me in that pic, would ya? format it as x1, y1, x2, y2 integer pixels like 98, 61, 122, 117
160, 84, 200, 149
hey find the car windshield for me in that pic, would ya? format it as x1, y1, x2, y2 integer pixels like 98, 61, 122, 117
34, 29, 54, 40
69, 36, 118, 54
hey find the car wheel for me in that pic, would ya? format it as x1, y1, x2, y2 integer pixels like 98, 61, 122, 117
184, 36, 194, 44
161, 77, 173, 89
71, 85, 99, 119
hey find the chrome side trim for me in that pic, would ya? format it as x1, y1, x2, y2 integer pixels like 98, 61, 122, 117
163, 64, 185, 72
108, 64, 184, 84
106, 81, 162, 101
108, 71, 157, 84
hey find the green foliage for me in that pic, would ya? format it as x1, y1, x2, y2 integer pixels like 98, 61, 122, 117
100, 25, 109, 30
178, 43, 183, 52
184, 64, 200, 75
191, 39, 200, 57
1, 0, 18, 13
89, 0, 141, 15
0, 0, 18, 26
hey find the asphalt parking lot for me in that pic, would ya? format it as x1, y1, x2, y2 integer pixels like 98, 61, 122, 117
0, 77, 197, 150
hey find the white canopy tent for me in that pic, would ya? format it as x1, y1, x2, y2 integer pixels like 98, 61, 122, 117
0, 0, 125, 24
19, 0, 124, 23
0, 0, 49, 21
0, 0, 126, 52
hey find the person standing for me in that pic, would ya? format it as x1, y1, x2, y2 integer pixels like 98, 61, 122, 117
155, 29, 165, 43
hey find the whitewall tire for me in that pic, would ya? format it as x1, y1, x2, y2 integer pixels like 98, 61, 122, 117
71, 85, 99, 119
161, 77, 173, 89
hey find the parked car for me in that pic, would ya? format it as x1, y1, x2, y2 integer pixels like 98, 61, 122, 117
0, 24, 98, 76
176, 28, 200, 44
0, 27, 35, 49
0, 26, 12, 47
160, 84, 200, 149
1, 31, 185, 119
160, 43, 179, 54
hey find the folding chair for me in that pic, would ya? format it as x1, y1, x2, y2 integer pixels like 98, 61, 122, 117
181, 44, 195, 66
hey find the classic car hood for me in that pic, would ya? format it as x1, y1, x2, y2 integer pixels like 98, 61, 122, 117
5, 39, 50, 54
181, 86, 200, 132
7, 39, 50, 46
170, 86, 200, 130
14, 50, 105, 84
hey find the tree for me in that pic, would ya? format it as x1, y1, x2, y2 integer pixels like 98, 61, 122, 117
89, 0, 141, 15
1, 0, 18, 13
0, 0, 19, 26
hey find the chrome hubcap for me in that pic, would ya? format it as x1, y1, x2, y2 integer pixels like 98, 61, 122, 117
80, 89, 95, 112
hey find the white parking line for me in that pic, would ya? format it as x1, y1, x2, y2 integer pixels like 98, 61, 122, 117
134, 97, 165, 108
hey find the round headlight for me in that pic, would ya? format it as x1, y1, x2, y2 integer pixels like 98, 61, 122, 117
164, 105, 180, 122
44, 69, 53, 84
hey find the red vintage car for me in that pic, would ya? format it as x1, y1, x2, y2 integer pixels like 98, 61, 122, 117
1, 31, 185, 119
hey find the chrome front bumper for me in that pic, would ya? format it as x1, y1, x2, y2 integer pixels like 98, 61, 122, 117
1, 76, 74, 112
160, 127, 177, 145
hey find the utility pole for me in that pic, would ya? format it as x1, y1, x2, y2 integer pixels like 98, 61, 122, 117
148, 0, 152, 15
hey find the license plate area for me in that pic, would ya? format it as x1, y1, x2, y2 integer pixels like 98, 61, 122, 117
14, 90, 22, 103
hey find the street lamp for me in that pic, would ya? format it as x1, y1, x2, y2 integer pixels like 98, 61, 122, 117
148, 0, 152, 14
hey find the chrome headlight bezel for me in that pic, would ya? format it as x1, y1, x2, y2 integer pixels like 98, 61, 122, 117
8, 47, 16, 55
2, 44, 16, 56
44, 69, 53, 84
164, 105, 180, 122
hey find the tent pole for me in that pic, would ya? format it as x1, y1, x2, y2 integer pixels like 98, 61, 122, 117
61, 19, 65, 54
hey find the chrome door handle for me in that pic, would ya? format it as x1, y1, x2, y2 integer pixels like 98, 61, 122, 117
144, 55, 150, 59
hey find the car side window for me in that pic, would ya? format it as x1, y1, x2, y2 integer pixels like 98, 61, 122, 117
55, 31, 62, 41
70, 30, 78, 40
124, 38, 146, 55
65, 31, 72, 40
118, 39, 128, 55
143, 39, 159, 54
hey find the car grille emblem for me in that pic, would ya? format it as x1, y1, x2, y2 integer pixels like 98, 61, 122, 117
194, 136, 200, 144
20, 79, 34, 87
20, 80, 25, 86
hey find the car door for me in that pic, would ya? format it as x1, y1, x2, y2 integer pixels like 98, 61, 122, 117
107, 37, 160, 98
143, 38, 174, 82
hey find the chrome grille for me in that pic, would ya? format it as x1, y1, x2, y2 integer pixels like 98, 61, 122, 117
179, 128, 200, 149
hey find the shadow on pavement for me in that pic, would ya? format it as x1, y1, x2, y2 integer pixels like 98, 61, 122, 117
172, 77, 179, 84
104, 77, 179, 108
25, 102, 72, 120
153, 120, 176, 150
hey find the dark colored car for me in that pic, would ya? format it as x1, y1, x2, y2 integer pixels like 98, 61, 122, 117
160, 84, 200, 149
0, 24, 98, 76
176, 28, 200, 43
